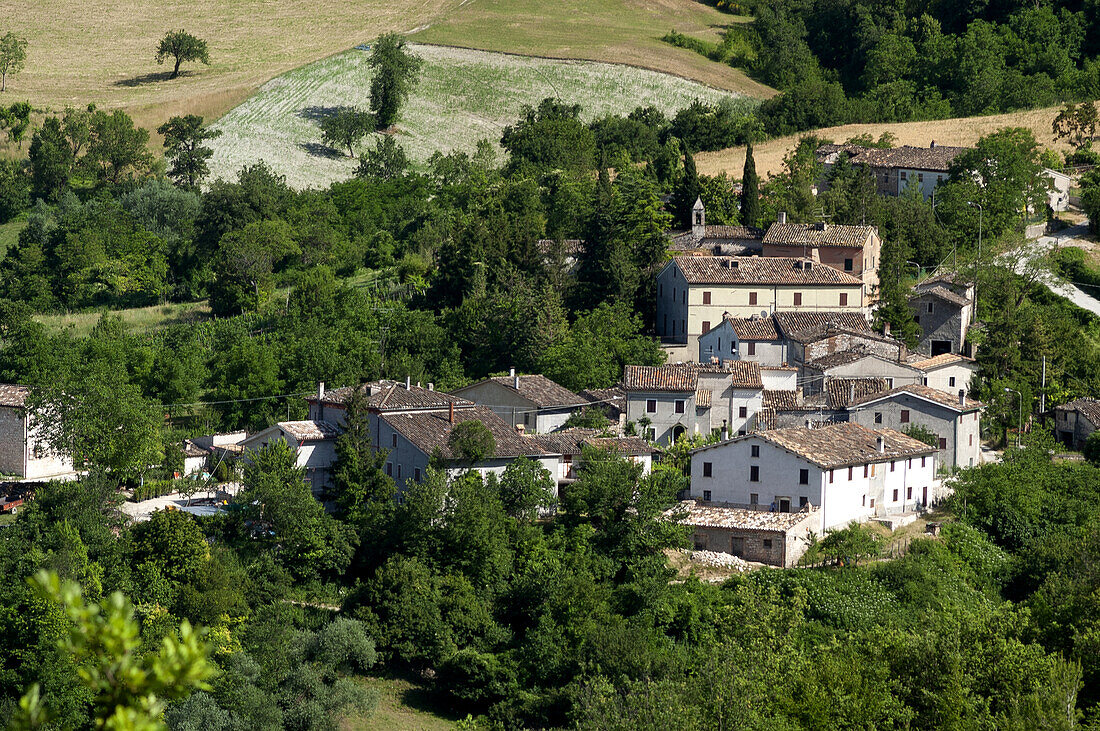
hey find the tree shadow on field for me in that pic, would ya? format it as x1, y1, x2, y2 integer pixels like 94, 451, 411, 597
297, 105, 353, 123
114, 70, 196, 87
298, 141, 345, 159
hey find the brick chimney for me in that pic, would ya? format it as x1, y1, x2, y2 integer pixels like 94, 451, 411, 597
449, 402, 455, 424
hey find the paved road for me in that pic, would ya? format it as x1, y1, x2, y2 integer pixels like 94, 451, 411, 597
120, 483, 241, 522
1008, 223, 1100, 316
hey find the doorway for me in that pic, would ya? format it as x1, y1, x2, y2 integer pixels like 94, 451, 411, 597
778, 497, 791, 513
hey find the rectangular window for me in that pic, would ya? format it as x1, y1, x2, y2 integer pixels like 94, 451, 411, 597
927, 302, 934, 314
398, 465, 402, 479
750, 465, 760, 482
949, 377, 956, 387
739, 406, 748, 418
703, 291, 712, 305
415, 468, 421, 482
839, 293, 848, 307
862, 494, 866, 506
917, 173, 924, 183
938, 437, 947, 450
969, 434, 973, 446
875, 412, 883, 424
682, 291, 686, 305
750, 493, 759, 505
906, 486, 912, 499
890, 461, 895, 472
747, 342, 756, 356
799, 468, 809, 484
848, 466, 853, 480
524, 411, 531, 425
799, 496, 809, 507
703, 489, 712, 502
863, 464, 869, 478
646, 399, 657, 413
893, 488, 899, 501
870, 498, 876, 508
921, 456, 927, 467
675, 400, 685, 414
701, 320, 710, 334
703, 462, 712, 477
829, 470, 834, 484
386, 462, 393, 477
845, 258, 855, 271
900, 410, 910, 423
763, 539, 773, 549
749, 292, 758, 306
900, 171, 907, 180
793, 292, 802, 306
391, 433, 398, 447
659, 284, 663, 297
751, 445, 760, 457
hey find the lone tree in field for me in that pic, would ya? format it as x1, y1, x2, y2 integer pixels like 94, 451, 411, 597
156, 30, 210, 79
158, 114, 222, 189
368, 33, 423, 129
0, 33, 27, 92
320, 107, 374, 157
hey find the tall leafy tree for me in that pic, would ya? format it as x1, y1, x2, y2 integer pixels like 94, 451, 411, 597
740, 141, 761, 226
0, 32, 27, 92
155, 30, 210, 79
28, 117, 72, 201
157, 115, 221, 190
368, 33, 423, 129
86, 110, 154, 184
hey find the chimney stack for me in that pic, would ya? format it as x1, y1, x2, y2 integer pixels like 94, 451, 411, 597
516, 424, 525, 436
514, 374, 520, 390
509, 366, 515, 377
721, 419, 729, 441
778, 211, 787, 224
428, 382, 434, 391
317, 382, 325, 400
449, 402, 455, 424
876, 435, 885, 453
405, 375, 411, 390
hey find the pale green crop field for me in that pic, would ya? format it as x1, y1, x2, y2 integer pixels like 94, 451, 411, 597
207, 44, 752, 189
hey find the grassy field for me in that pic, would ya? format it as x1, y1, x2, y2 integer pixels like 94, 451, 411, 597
208, 43, 749, 189
341, 677, 457, 731
696, 104, 1077, 180
0, 217, 26, 259
12, 0, 767, 135
35, 301, 212, 338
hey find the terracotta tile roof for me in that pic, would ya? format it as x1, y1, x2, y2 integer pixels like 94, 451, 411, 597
817, 143, 969, 172
703, 225, 764, 240
578, 387, 625, 418
623, 362, 763, 392
535, 428, 655, 456
668, 500, 818, 531
720, 315, 779, 340
695, 389, 712, 408
311, 381, 472, 412
909, 285, 971, 308
1056, 398, 1100, 427
826, 378, 890, 408
0, 384, 29, 408
480, 375, 588, 409
763, 222, 876, 248
763, 390, 800, 410
279, 420, 341, 441
696, 422, 935, 468
182, 440, 209, 458
383, 405, 552, 460
670, 256, 862, 286
773, 311, 872, 342
848, 383, 984, 412
805, 350, 873, 370
756, 407, 777, 431
909, 353, 975, 371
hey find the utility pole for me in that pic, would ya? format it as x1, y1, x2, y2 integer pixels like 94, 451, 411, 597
1040, 356, 1046, 413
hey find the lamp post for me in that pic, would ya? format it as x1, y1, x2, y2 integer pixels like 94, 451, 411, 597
906, 260, 921, 278
1004, 387, 1022, 449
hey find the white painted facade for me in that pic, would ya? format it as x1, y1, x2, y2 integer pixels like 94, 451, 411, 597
689, 435, 937, 530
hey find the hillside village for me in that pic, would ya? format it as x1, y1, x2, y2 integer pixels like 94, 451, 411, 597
3, 1, 1100, 728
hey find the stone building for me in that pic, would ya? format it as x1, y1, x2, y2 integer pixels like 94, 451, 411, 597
1054, 398, 1100, 450
815, 141, 969, 199
452, 370, 590, 434
908, 272, 976, 357
0, 384, 73, 481
762, 220, 882, 304
670, 499, 822, 567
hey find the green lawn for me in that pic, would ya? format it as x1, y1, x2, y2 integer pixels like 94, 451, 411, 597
35, 300, 213, 338
342, 677, 458, 731
0, 217, 27, 259
208, 43, 752, 189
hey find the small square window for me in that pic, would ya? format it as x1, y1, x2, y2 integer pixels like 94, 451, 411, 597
949, 377, 956, 387
675, 400, 685, 414
739, 406, 748, 418
749, 292, 758, 306
844, 258, 854, 271
750, 465, 760, 482
703, 462, 712, 477
703, 489, 712, 502
840, 293, 848, 307
900, 410, 910, 423
762, 539, 773, 549
938, 437, 947, 449
750, 493, 759, 505
646, 399, 657, 413
799, 468, 808, 484
747, 342, 756, 356
874, 412, 882, 424
751, 445, 760, 457
799, 496, 809, 507
793, 292, 802, 306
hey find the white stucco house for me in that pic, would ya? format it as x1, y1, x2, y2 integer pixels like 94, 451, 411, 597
689, 422, 937, 531
910, 353, 979, 395
0, 384, 75, 481
239, 421, 341, 495
452, 370, 590, 434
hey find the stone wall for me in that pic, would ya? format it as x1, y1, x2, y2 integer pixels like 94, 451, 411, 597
0, 407, 24, 476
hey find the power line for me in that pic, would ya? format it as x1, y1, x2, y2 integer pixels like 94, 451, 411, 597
155, 391, 315, 410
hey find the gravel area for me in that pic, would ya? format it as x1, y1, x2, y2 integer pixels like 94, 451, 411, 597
688, 549, 751, 573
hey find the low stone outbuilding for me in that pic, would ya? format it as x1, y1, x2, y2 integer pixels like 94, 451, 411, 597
1054, 398, 1100, 450
670, 499, 821, 567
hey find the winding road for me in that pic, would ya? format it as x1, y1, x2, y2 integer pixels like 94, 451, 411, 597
1007, 223, 1100, 317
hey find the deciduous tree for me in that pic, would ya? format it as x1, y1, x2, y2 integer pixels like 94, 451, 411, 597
157, 114, 221, 190
155, 30, 210, 79
320, 107, 374, 157
0, 32, 27, 92
368, 33, 423, 129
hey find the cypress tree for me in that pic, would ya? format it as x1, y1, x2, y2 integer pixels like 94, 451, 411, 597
671, 152, 701, 228
740, 142, 761, 227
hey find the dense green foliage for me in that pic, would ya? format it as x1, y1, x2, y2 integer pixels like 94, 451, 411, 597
367, 34, 423, 130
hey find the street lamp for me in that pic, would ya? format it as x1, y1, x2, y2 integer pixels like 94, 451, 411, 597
906, 260, 922, 278
1004, 387, 1022, 449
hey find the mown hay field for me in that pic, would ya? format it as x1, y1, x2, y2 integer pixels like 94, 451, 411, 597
207, 44, 752, 189
11, 0, 766, 132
